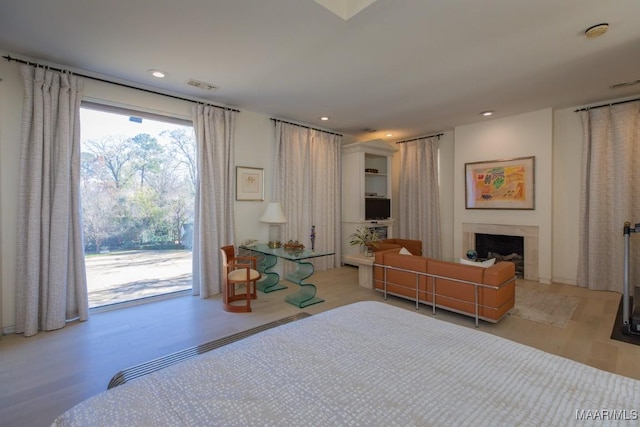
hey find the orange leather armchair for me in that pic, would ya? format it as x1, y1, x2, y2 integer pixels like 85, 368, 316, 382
373, 238, 422, 256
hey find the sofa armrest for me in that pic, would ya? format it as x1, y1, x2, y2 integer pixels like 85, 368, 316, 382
374, 248, 401, 264
483, 262, 516, 285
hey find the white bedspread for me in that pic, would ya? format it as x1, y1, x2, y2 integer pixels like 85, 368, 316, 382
53, 301, 640, 426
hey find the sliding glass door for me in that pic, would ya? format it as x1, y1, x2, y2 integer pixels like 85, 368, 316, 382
80, 105, 196, 309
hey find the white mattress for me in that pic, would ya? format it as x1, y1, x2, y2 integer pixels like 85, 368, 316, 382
52, 301, 640, 426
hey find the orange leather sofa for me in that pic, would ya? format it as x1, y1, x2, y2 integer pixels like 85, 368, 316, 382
372, 238, 422, 256
373, 248, 515, 324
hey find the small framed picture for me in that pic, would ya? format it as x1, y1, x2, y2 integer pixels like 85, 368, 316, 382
236, 166, 264, 201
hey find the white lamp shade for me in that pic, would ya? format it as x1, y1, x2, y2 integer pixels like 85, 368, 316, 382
259, 202, 287, 224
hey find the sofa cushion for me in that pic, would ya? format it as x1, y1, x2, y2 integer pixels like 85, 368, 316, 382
459, 258, 496, 267
428, 259, 485, 284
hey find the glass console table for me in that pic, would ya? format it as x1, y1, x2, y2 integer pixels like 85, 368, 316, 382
240, 243, 334, 308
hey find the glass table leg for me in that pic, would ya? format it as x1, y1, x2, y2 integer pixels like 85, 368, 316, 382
284, 260, 324, 308
256, 253, 287, 293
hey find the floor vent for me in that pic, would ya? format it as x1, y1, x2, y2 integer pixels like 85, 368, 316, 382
107, 312, 311, 389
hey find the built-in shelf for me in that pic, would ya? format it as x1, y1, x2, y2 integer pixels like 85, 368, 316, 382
341, 140, 397, 262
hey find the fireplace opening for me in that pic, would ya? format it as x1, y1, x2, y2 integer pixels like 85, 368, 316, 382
475, 233, 524, 278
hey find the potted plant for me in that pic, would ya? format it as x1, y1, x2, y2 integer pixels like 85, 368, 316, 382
348, 226, 381, 256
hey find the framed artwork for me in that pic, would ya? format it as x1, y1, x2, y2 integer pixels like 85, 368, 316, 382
465, 156, 535, 209
236, 166, 264, 201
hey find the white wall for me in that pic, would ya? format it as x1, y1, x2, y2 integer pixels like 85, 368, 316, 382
0, 55, 23, 332
0, 53, 275, 331
453, 109, 554, 283
438, 132, 455, 259
552, 106, 583, 285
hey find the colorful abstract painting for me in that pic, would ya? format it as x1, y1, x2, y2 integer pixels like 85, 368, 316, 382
465, 157, 535, 209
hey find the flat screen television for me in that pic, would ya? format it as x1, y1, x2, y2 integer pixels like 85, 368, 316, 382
365, 198, 390, 220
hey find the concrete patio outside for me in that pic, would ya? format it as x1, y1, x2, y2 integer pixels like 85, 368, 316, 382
86, 250, 192, 308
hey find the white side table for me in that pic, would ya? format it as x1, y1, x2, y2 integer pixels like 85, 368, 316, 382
343, 254, 375, 289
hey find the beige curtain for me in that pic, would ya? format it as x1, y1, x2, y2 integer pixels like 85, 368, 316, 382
398, 137, 441, 258
16, 65, 88, 337
578, 101, 640, 292
273, 121, 341, 269
191, 105, 237, 297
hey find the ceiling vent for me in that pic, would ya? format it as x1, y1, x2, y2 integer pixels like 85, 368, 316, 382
362, 128, 377, 133
186, 78, 217, 91
609, 80, 640, 90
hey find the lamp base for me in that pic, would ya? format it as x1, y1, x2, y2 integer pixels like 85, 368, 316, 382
267, 224, 282, 248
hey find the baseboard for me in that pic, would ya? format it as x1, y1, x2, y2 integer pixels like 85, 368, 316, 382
551, 276, 577, 286
2, 325, 16, 336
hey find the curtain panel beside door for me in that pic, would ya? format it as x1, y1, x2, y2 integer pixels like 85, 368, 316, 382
15, 65, 89, 337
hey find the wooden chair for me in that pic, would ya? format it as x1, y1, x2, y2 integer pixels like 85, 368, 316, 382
220, 245, 260, 312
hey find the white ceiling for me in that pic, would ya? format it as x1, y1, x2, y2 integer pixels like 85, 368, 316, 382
1, 0, 639, 141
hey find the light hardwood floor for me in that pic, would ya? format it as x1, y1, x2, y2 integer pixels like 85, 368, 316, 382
1, 266, 639, 427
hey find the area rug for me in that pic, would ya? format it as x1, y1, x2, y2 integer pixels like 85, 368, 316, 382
508, 286, 581, 328
108, 312, 311, 389
610, 295, 640, 346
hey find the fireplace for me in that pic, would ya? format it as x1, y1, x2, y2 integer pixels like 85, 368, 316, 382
475, 233, 524, 277
462, 223, 539, 282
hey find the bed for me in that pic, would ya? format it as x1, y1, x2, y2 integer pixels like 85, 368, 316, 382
52, 301, 640, 426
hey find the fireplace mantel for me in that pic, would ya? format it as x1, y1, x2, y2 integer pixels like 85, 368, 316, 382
462, 223, 539, 282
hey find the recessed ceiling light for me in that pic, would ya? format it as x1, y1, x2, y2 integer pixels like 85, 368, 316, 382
584, 23, 609, 39
320, 116, 330, 121
149, 69, 167, 78
385, 133, 393, 137
480, 111, 494, 117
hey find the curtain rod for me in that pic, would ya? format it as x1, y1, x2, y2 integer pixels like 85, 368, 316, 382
574, 97, 640, 112
3, 55, 239, 112
396, 133, 443, 144
271, 118, 342, 137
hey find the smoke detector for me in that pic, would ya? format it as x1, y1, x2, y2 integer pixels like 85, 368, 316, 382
186, 78, 217, 91
584, 23, 609, 38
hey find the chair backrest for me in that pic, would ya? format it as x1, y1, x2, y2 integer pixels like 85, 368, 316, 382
220, 245, 236, 270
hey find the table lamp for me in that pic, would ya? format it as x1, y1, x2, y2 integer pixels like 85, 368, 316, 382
260, 202, 287, 248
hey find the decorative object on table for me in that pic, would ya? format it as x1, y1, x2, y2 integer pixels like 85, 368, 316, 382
259, 202, 287, 248
348, 226, 380, 256
310, 225, 316, 251
464, 156, 535, 210
236, 166, 264, 201
284, 240, 304, 254
466, 249, 478, 260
